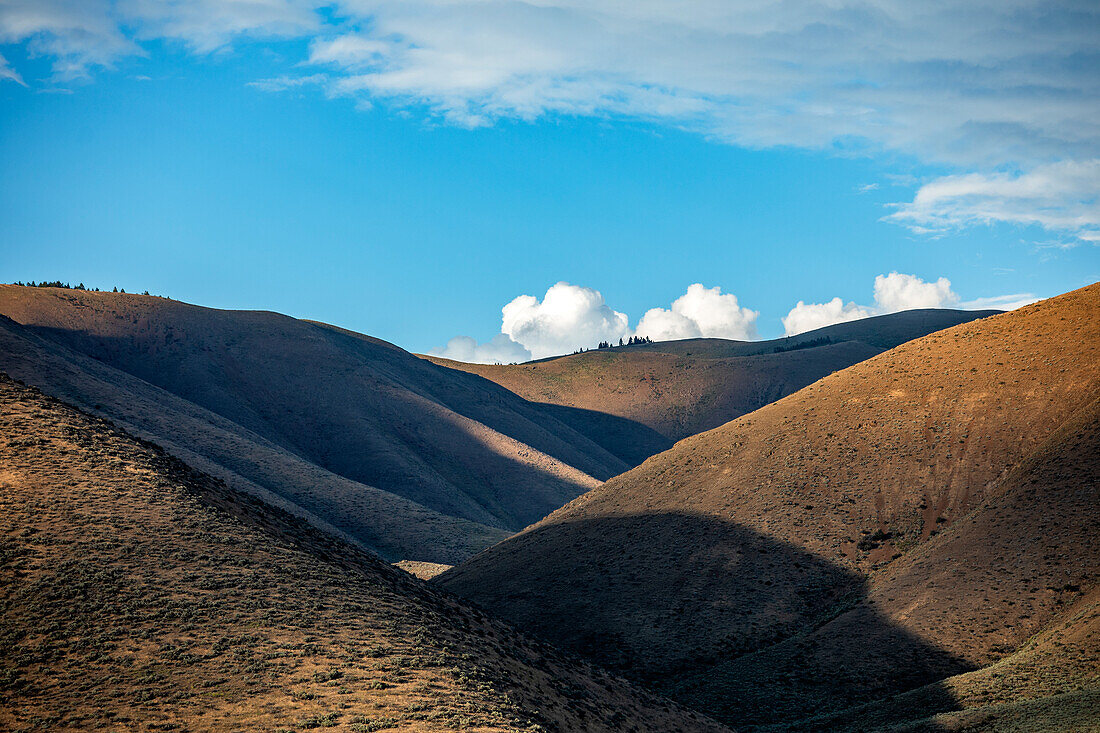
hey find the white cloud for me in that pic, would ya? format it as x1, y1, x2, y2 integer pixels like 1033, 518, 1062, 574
0, 0, 142, 81
783, 272, 968, 336
1, 1, 1095, 168
428, 334, 531, 365
782, 298, 875, 338
2, 1, 1097, 243
0, 52, 24, 85
885, 160, 1100, 246
119, 0, 320, 53
871, 272, 959, 313
501, 282, 629, 360
432, 281, 760, 361
958, 293, 1041, 311
783, 272, 1040, 336
635, 283, 758, 341
247, 73, 327, 93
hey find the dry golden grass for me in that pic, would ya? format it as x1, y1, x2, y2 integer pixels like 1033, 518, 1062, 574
0, 284, 633, 532
441, 284, 1100, 729
0, 375, 726, 732
0, 310, 507, 565
424, 308, 995, 458
394, 562, 454, 581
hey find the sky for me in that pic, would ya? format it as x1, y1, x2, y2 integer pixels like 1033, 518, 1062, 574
1, 1, 1097, 362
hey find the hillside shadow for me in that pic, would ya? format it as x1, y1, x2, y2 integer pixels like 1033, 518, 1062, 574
526, 402, 673, 467
440, 512, 975, 730
421, 358, 674, 468
21, 325, 668, 530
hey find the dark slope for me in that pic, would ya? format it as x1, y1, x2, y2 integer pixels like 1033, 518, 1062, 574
426, 308, 999, 463
675, 396, 1100, 729
0, 314, 505, 563
0, 374, 727, 732
0, 285, 629, 533
439, 284, 1100, 728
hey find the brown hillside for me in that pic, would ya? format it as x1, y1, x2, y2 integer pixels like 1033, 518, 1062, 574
672, 394, 1100, 728
426, 308, 996, 464
0, 374, 726, 733
439, 284, 1100, 727
0, 285, 635, 547
0, 313, 506, 564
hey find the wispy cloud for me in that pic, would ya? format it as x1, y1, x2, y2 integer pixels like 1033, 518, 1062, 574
0, 52, 25, 85
1, 1, 1097, 242
885, 160, 1100, 246
247, 73, 327, 93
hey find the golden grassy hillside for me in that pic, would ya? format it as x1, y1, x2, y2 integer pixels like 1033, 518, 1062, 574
0, 374, 726, 733
0, 285, 637, 533
0, 312, 506, 564
426, 308, 996, 464
0, 284, 702, 562
439, 284, 1100, 728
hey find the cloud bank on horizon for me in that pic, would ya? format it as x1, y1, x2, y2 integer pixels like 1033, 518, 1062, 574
1, 0, 1097, 245
429, 276, 1039, 363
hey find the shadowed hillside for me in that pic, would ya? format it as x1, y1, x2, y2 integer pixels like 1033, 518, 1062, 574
426, 309, 997, 462
785, 396, 1100, 731
0, 314, 505, 564
0, 374, 726, 732
0, 285, 658, 562
439, 284, 1100, 728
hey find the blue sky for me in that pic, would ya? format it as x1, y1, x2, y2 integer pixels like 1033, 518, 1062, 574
1, 1, 1097, 360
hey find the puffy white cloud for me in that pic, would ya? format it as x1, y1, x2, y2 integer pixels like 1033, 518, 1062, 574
885, 160, 1100, 246
635, 284, 758, 342
781, 298, 875, 338
432, 281, 760, 362
783, 272, 964, 336
501, 282, 629, 360
871, 272, 959, 313
428, 333, 531, 365
782, 272, 1040, 336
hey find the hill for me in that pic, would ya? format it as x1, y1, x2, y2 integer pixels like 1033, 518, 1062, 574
438, 284, 1100, 728
425, 308, 997, 463
0, 374, 726, 732
0, 313, 504, 564
0, 285, 647, 562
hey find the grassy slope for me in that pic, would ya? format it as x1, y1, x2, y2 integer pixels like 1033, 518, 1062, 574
439, 284, 1100, 727
425, 309, 997, 459
0, 314, 506, 564
0, 285, 628, 533
0, 374, 727, 733
690, 395, 1100, 729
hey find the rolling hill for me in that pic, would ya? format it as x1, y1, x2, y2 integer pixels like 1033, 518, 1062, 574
438, 283, 1100, 728
0, 312, 505, 564
0, 284, 652, 563
0, 374, 727, 732
425, 308, 998, 464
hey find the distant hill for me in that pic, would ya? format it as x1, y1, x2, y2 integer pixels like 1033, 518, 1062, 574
0, 285, 645, 563
0, 374, 726, 732
425, 308, 998, 464
438, 284, 1100, 728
